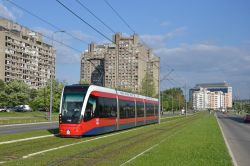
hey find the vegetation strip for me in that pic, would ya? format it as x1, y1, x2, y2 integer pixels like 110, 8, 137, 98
22, 115, 194, 159
22, 128, 139, 159
2, 112, 231, 166
0, 121, 58, 127
42, 116, 198, 165
216, 113, 238, 166
46, 115, 200, 166
0, 114, 198, 165
120, 144, 159, 166
120, 131, 177, 166
120, 118, 194, 166
160, 115, 180, 119
0, 134, 56, 145
160, 113, 193, 120
0, 115, 186, 146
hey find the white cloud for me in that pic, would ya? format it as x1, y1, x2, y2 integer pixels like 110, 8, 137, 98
70, 30, 97, 43
35, 27, 80, 65
0, 3, 23, 21
154, 42, 250, 98
34, 27, 94, 64
0, 3, 15, 20
160, 21, 172, 27
140, 27, 187, 48
55, 44, 80, 64
10, 6, 23, 18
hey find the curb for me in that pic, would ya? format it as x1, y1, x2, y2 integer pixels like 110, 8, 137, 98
0, 121, 58, 128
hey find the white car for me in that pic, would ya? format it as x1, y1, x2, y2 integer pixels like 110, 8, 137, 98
15, 105, 32, 112
0, 107, 6, 112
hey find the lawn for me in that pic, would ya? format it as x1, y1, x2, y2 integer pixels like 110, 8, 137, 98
0, 111, 58, 125
125, 113, 232, 166
0, 112, 232, 166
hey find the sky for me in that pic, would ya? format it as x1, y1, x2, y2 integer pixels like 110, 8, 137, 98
0, 0, 250, 99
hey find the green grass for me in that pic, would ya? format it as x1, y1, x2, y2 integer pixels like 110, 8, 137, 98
0, 129, 58, 143
127, 113, 232, 166
0, 112, 232, 166
0, 114, 183, 143
0, 111, 59, 125
0, 111, 47, 117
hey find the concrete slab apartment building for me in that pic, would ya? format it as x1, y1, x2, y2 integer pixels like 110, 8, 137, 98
81, 33, 160, 94
0, 18, 55, 88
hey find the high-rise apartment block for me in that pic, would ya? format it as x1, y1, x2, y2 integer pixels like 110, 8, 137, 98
80, 33, 159, 94
0, 18, 55, 88
190, 82, 232, 110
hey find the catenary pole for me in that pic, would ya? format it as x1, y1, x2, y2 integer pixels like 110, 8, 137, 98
50, 30, 65, 121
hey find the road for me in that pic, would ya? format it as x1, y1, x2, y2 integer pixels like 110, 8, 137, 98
0, 122, 58, 135
217, 112, 250, 166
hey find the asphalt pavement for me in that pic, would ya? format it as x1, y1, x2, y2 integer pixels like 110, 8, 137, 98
217, 112, 250, 166
0, 122, 58, 135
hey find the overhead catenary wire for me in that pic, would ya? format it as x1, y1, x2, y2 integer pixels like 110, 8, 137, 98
42, 33, 82, 53
75, 0, 116, 34
57, 0, 176, 96
103, 0, 188, 101
56, 1, 155, 64
5, 0, 89, 45
103, 1, 178, 91
56, 0, 113, 43
103, 0, 157, 53
103, 0, 135, 34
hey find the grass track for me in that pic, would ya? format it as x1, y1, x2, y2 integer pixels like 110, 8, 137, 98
124, 113, 232, 166
0, 112, 231, 165
1, 114, 198, 165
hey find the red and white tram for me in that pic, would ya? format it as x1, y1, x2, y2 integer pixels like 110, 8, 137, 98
59, 84, 159, 137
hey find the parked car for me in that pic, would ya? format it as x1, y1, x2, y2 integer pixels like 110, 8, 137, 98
15, 105, 32, 112
0, 106, 6, 112
38, 107, 48, 112
5, 106, 15, 112
244, 114, 250, 123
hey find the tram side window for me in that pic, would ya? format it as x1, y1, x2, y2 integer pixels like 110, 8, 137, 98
146, 103, 154, 117
155, 104, 159, 116
136, 102, 144, 117
97, 97, 117, 118
119, 100, 135, 119
84, 95, 96, 121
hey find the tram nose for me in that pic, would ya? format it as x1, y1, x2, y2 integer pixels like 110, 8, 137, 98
59, 125, 82, 136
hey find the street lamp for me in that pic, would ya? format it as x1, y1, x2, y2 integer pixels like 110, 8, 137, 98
49, 30, 65, 121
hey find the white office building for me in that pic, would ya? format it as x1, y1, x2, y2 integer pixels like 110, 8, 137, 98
191, 82, 232, 110
192, 88, 209, 110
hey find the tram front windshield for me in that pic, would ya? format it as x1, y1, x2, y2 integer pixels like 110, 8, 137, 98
61, 86, 88, 123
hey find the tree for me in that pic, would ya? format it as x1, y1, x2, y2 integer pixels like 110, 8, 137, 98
140, 72, 156, 97
30, 79, 64, 112
79, 79, 90, 84
0, 92, 7, 106
245, 104, 250, 113
4, 80, 30, 106
0, 80, 6, 106
0, 79, 5, 92
161, 88, 185, 112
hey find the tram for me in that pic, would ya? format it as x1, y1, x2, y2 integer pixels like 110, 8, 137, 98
59, 84, 159, 137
